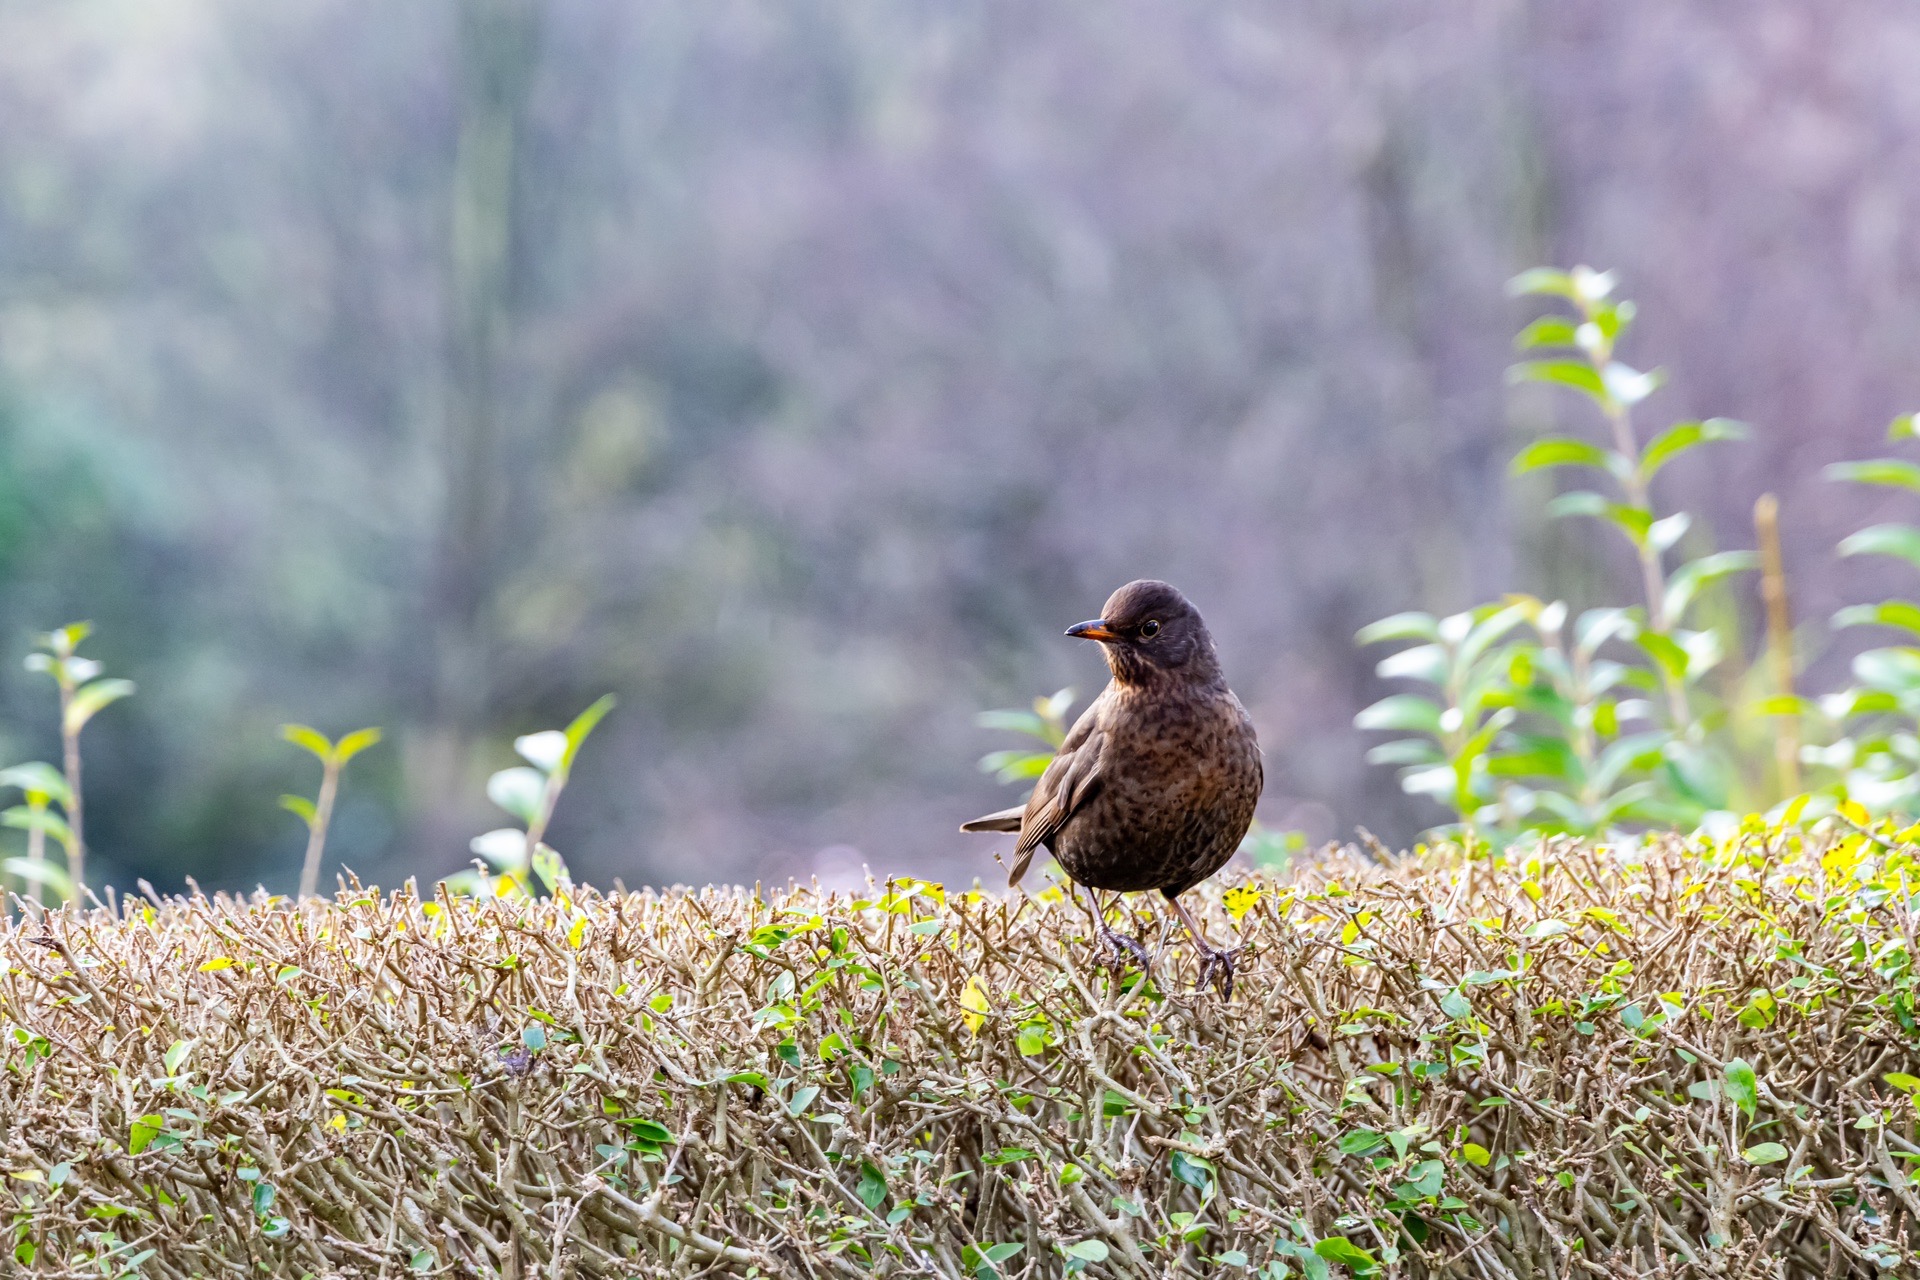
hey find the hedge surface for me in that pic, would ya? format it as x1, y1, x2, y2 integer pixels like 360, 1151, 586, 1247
1, 827, 1918, 1279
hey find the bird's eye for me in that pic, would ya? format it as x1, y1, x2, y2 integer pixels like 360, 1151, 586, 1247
1139, 619, 1161, 639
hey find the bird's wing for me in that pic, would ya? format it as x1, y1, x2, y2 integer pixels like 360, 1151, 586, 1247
959, 806, 1024, 834
1007, 699, 1108, 887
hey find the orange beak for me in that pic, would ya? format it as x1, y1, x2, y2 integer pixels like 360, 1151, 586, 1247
1065, 618, 1120, 642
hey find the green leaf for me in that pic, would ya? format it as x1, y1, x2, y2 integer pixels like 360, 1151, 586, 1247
163, 1039, 194, 1074
975, 709, 1050, 738
487, 767, 547, 824
1510, 437, 1616, 477
1546, 492, 1653, 544
979, 750, 1053, 782
1513, 316, 1578, 349
279, 724, 334, 761
1374, 643, 1447, 685
1170, 1149, 1215, 1193
623, 1118, 673, 1144
1742, 1142, 1789, 1165
279, 795, 318, 827
333, 727, 383, 764
1508, 360, 1608, 403
1313, 1237, 1378, 1274
1839, 524, 1920, 571
856, 1161, 888, 1209
1602, 362, 1663, 407
1, 857, 73, 895
1015, 1023, 1052, 1056
1827, 458, 1920, 491
514, 730, 567, 773
787, 1085, 821, 1117
1884, 1072, 1920, 1094
561, 694, 618, 771
530, 843, 568, 892
1356, 612, 1439, 646
1460, 1142, 1491, 1167
1855, 647, 1920, 694
1364, 739, 1442, 767
1337, 1130, 1386, 1156
1506, 268, 1577, 299
1723, 1058, 1759, 1119
128, 1114, 165, 1156
1647, 512, 1690, 553
1640, 418, 1747, 481
1063, 1240, 1110, 1263
1440, 990, 1471, 1019
1354, 695, 1443, 737
252, 1181, 276, 1216
0, 763, 71, 806
521, 1025, 547, 1051
1834, 601, 1920, 638
1665, 552, 1759, 623
65, 678, 135, 734
1637, 632, 1689, 683
2, 807, 74, 850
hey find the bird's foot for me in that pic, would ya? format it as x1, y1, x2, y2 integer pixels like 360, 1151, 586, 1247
1096, 924, 1153, 976
1194, 944, 1242, 1001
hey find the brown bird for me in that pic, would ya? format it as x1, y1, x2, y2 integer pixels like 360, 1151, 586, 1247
962, 580, 1262, 996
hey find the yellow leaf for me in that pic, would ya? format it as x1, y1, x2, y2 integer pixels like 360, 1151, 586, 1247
199, 957, 235, 972
328, 1113, 347, 1131
9, 1169, 43, 1182
1841, 799, 1872, 826
1521, 880, 1543, 902
959, 975, 990, 1034
568, 916, 589, 949
1222, 885, 1263, 922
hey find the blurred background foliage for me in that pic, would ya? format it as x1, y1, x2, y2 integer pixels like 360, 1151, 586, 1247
2, 0, 1920, 893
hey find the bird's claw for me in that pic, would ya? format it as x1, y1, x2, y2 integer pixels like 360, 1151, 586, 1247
1097, 926, 1153, 975
1195, 945, 1242, 1001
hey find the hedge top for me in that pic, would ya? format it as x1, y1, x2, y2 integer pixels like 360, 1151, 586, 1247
1, 822, 1917, 1278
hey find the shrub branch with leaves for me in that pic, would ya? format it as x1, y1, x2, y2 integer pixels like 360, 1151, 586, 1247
1358, 269, 1769, 842
450, 694, 615, 899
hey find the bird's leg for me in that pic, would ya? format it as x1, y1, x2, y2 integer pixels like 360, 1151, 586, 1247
1080, 888, 1151, 973
1168, 894, 1241, 1000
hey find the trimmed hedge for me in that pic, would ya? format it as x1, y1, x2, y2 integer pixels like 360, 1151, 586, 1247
2, 826, 1918, 1278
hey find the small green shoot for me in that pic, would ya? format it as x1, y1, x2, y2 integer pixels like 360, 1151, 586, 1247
280, 725, 383, 898
24, 623, 133, 896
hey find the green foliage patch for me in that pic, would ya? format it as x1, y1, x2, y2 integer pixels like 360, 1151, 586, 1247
2, 822, 1916, 1277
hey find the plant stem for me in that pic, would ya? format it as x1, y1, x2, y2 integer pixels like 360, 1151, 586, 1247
24, 798, 45, 910
57, 675, 85, 898
525, 772, 565, 887
1754, 493, 1800, 796
1582, 299, 1689, 730
297, 760, 342, 900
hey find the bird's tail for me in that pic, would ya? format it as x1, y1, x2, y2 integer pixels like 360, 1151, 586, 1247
958, 806, 1023, 834
1005, 846, 1036, 888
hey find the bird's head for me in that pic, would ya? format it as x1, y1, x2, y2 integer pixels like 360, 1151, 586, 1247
1066, 579, 1221, 686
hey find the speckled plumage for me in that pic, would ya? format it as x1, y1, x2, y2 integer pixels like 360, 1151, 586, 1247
962, 580, 1262, 994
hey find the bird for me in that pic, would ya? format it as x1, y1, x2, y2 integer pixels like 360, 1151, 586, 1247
961, 579, 1263, 997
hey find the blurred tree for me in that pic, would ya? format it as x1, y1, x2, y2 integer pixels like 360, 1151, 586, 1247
0, 0, 1914, 891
